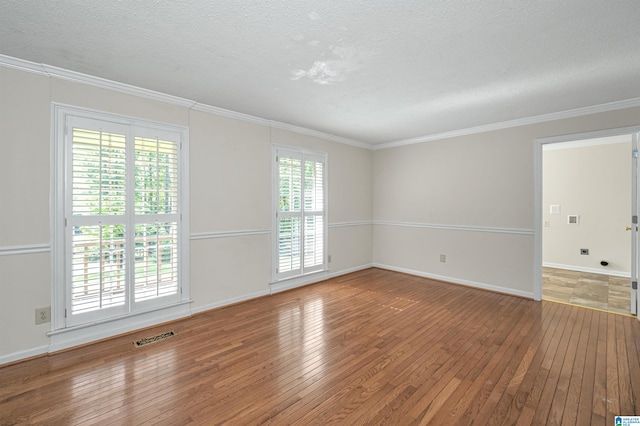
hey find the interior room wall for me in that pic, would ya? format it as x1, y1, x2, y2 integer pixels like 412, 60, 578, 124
542, 141, 631, 276
373, 107, 640, 297
0, 64, 373, 363
2, 57, 640, 364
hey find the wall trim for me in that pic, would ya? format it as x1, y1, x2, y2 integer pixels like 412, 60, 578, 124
0, 54, 371, 150
190, 289, 271, 315
192, 103, 370, 149
375, 97, 640, 150
543, 262, 630, 279
0, 243, 51, 256
48, 302, 192, 353
190, 229, 270, 240
328, 221, 374, 228
0, 346, 49, 367
0, 54, 49, 76
373, 263, 535, 299
43, 63, 196, 107
373, 220, 534, 235
270, 264, 374, 294
4, 53, 638, 152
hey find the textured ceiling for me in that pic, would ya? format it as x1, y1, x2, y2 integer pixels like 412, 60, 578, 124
1, 0, 639, 145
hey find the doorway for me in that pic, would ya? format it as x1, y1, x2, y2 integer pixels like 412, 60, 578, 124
534, 127, 640, 316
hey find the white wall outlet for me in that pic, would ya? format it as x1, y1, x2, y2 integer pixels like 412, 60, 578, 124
440, 254, 446, 263
328, 254, 332, 263
35, 307, 50, 325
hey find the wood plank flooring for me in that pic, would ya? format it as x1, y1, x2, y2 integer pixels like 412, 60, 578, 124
1, 268, 640, 425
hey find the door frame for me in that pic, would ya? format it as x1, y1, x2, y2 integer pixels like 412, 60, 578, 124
533, 125, 640, 316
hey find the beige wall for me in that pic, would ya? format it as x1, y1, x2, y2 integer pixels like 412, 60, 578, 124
2, 59, 640, 362
0, 65, 373, 361
543, 141, 631, 275
373, 107, 640, 297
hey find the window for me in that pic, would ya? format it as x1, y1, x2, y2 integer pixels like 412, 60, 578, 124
53, 106, 188, 328
273, 146, 327, 280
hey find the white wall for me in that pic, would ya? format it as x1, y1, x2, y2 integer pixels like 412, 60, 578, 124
0, 65, 373, 363
542, 141, 631, 276
373, 108, 640, 298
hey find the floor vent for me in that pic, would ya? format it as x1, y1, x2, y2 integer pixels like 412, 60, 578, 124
134, 331, 176, 348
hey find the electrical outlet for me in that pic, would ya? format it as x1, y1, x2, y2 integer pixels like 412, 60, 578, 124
440, 254, 446, 263
328, 254, 332, 263
35, 307, 50, 325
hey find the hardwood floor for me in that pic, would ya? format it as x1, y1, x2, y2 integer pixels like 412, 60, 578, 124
2, 268, 640, 425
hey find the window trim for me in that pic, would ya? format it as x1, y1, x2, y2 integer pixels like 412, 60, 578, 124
271, 144, 328, 282
51, 103, 190, 333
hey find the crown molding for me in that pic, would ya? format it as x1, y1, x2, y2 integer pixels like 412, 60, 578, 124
41, 63, 198, 108
268, 120, 373, 150
4, 53, 639, 151
0, 54, 372, 150
0, 54, 49, 75
374, 97, 640, 150
191, 103, 371, 150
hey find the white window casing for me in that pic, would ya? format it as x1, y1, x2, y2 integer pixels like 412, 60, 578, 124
52, 104, 190, 332
272, 145, 327, 281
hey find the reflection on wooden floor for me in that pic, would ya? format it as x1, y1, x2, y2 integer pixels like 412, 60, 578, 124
2, 268, 640, 424
543, 267, 631, 315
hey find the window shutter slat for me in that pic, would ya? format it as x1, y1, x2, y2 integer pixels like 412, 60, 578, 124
135, 137, 179, 216
71, 128, 126, 217
64, 117, 184, 326
134, 222, 179, 301
275, 148, 326, 278
70, 224, 126, 314
134, 136, 179, 301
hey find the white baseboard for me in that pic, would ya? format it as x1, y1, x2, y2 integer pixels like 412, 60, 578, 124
48, 303, 192, 353
190, 289, 271, 315
3, 263, 436, 366
0, 345, 49, 367
270, 263, 374, 294
543, 262, 630, 278
327, 264, 374, 279
373, 263, 535, 299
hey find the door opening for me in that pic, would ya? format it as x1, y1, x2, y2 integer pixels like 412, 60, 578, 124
534, 127, 640, 316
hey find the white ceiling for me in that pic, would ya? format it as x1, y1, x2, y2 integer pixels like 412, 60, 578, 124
1, 0, 640, 146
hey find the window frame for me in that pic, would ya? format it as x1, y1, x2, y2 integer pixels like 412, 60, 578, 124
52, 104, 190, 331
271, 144, 328, 282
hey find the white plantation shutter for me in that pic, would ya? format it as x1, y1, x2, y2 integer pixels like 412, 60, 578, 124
278, 154, 302, 276
275, 147, 326, 280
303, 158, 324, 269
71, 128, 126, 216
67, 122, 130, 320
134, 136, 179, 301
70, 225, 126, 314
59, 112, 186, 327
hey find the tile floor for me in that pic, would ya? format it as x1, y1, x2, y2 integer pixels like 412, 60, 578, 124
542, 267, 632, 315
